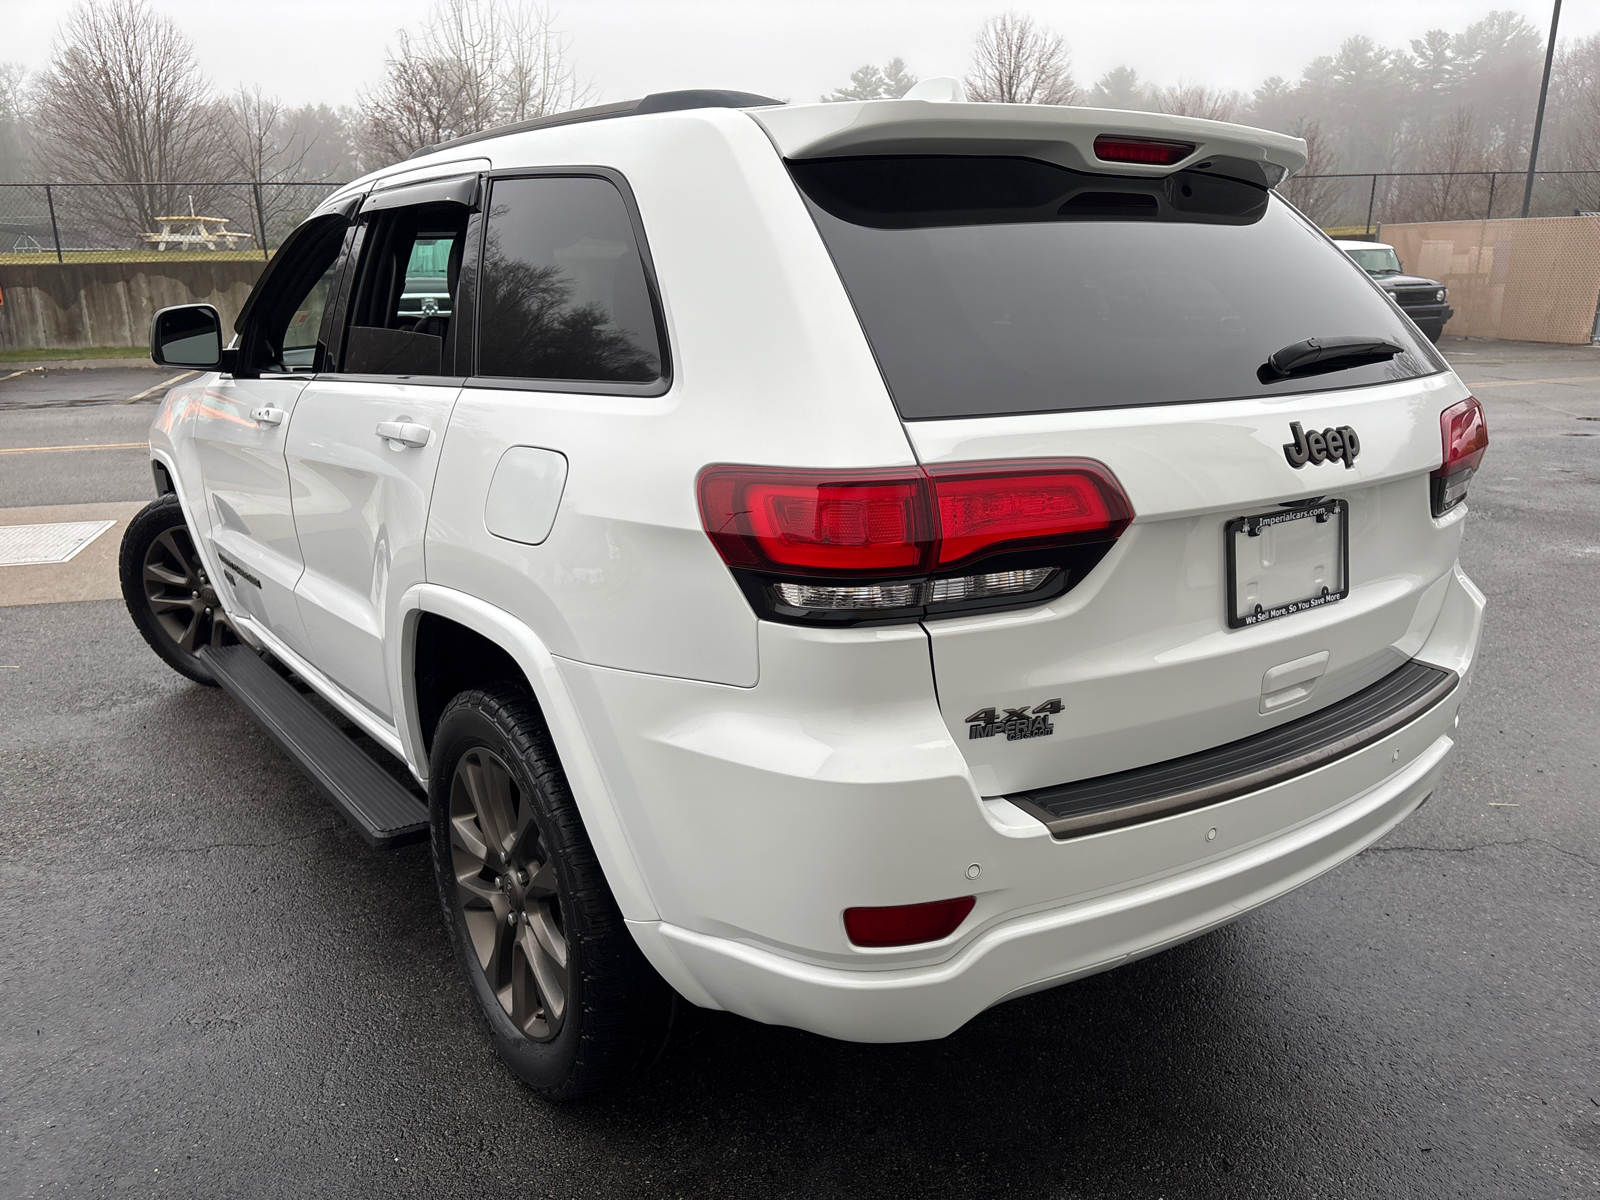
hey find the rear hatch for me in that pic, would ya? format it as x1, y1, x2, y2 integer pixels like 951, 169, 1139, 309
772, 106, 1469, 797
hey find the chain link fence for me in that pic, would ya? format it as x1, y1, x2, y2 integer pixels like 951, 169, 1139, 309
1282, 170, 1600, 238
4, 174, 1599, 260
0, 181, 348, 264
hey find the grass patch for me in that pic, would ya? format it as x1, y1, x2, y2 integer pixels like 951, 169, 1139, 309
0, 344, 148, 363
0, 249, 271, 265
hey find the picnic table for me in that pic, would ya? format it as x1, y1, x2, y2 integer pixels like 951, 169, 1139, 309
138, 210, 254, 252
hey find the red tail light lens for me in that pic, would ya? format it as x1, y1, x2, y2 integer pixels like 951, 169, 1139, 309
844, 896, 975, 947
1431, 396, 1488, 516
698, 467, 930, 574
1093, 135, 1196, 166
698, 460, 1134, 622
928, 460, 1134, 569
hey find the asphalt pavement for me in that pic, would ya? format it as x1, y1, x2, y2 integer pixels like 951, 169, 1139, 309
1, 342, 1597, 1198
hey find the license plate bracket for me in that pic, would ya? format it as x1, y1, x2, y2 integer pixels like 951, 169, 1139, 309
1225, 499, 1348, 629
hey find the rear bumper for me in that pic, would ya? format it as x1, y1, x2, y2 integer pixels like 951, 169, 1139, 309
632, 727, 1452, 1041
569, 562, 1483, 1042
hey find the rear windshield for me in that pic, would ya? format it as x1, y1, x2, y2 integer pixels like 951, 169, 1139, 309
791, 156, 1443, 420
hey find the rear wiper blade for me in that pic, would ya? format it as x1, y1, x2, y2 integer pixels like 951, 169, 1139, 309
1259, 336, 1405, 383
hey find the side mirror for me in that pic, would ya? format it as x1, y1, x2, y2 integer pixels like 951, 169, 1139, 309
151, 304, 226, 369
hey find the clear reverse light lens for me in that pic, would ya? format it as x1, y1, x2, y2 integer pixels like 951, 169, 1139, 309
773, 581, 926, 610
774, 569, 1055, 612
928, 568, 1055, 604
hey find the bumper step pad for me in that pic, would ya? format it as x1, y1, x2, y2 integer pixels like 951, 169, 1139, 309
1009, 659, 1458, 840
198, 644, 429, 849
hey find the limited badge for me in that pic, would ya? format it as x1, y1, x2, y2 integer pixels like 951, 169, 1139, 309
965, 699, 1062, 741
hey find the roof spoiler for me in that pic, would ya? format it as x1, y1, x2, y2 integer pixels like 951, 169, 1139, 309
753, 100, 1307, 187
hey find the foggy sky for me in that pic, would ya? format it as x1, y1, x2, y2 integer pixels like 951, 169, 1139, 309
0, 0, 1585, 111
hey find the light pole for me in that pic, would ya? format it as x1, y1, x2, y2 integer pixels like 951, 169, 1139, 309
1521, 0, 1563, 218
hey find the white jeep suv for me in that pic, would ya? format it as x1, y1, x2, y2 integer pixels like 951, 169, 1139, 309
121, 87, 1487, 1098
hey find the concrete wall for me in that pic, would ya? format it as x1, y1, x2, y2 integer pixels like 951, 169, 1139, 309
1381, 215, 1600, 344
0, 260, 266, 352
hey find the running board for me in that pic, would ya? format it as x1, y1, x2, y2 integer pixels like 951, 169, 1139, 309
198, 644, 429, 849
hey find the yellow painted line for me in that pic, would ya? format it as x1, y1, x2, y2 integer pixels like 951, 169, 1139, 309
122, 370, 197, 404
0, 441, 146, 455
1464, 375, 1600, 388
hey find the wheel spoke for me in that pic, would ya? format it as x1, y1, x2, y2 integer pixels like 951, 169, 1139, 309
449, 812, 491, 865
461, 755, 508, 859
147, 595, 193, 614
462, 905, 502, 971
524, 860, 558, 901
481, 909, 515, 989
482, 755, 519, 859
176, 611, 201, 652
152, 531, 198, 587
520, 920, 567, 1025
526, 903, 568, 971
454, 864, 501, 907
144, 562, 187, 588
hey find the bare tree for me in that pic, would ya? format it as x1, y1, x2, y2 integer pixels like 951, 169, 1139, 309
498, 2, 595, 121
358, 0, 593, 169
1395, 106, 1487, 222
1545, 34, 1600, 213
30, 0, 224, 239
823, 58, 919, 102
0, 62, 30, 182
965, 12, 1077, 105
1155, 82, 1246, 122
225, 86, 314, 185
224, 85, 331, 251
1278, 118, 1347, 227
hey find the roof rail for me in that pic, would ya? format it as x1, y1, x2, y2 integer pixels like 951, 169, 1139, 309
407, 90, 783, 160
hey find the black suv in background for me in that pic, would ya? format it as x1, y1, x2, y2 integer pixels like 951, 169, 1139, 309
1335, 239, 1453, 342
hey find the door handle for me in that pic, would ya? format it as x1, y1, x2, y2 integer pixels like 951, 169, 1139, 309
251, 406, 287, 427
376, 421, 431, 448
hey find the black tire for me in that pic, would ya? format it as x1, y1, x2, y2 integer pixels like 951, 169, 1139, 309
118, 494, 226, 685
1417, 320, 1444, 344
429, 686, 673, 1099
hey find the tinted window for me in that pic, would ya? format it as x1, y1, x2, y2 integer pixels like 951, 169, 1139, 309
281, 258, 339, 369
477, 176, 663, 383
792, 156, 1442, 420
241, 217, 345, 375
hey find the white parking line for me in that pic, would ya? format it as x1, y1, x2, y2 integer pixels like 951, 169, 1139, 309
0, 442, 147, 455
122, 370, 197, 404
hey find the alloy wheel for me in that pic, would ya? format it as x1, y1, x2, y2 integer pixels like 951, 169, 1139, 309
141, 527, 229, 654
449, 747, 569, 1042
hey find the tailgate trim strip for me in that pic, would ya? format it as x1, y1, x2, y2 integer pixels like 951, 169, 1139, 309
1006, 659, 1458, 840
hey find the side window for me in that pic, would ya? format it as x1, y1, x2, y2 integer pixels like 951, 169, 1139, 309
477, 176, 664, 384
281, 259, 339, 370
342, 202, 470, 377
240, 219, 346, 375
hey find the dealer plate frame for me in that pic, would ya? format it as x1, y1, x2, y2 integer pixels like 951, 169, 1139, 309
1224, 498, 1349, 630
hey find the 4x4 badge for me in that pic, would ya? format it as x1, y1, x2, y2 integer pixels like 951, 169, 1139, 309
965, 699, 1061, 741
1284, 421, 1360, 469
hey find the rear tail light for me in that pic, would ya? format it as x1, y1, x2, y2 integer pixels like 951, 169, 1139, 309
698, 460, 1133, 625
697, 468, 929, 574
1092, 134, 1196, 166
928, 461, 1131, 568
844, 896, 975, 947
1431, 396, 1488, 517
